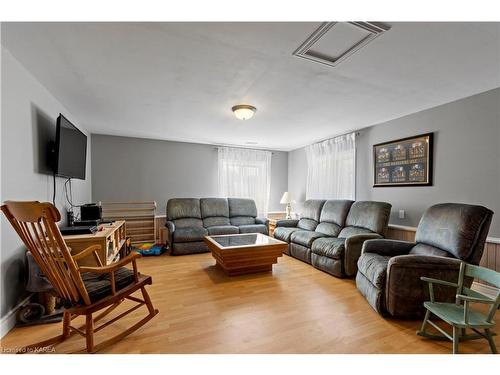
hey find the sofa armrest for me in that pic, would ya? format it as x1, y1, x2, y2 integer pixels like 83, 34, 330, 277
361, 239, 415, 257
165, 220, 175, 245
344, 234, 383, 277
275, 219, 299, 228
385, 255, 462, 317
255, 217, 269, 226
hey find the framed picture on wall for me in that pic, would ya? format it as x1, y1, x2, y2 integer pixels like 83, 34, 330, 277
373, 132, 433, 187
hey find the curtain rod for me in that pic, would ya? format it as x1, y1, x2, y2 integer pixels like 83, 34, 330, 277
213, 145, 275, 154
309, 130, 361, 146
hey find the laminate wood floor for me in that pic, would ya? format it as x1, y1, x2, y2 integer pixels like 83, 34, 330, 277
1, 253, 498, 354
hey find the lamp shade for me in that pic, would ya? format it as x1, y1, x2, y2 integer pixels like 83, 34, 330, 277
280, 192, 293, 204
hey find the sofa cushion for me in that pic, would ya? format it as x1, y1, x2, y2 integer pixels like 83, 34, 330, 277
344, 201, 391, 235
319, 200, 354, 226
238, 224, 268, 234
228, 198, 258, 218
82, 267, 135, 303
291, 230, 326, 247
301, 199, 326, 221
409, 243, 451, 258
357, 253, 391, 289
311, 237, 346, 259
230, 216, 256, 226
315, 200, 354, 236
297, 218, 319, 231
415, 203, 493, 260
274, 227, 300, 243
200, 197, 229, 217
338, 226, 373, 238
173, 227, 208, 242
315, 222, 342, 237
167, 198, 202, 220
204, 216, 231, 227
173, 217, 204, 229
201, 198, 231, 227
207, 225, 239, 235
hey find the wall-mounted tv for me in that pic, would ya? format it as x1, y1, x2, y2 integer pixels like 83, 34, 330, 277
54, 114, 87, 180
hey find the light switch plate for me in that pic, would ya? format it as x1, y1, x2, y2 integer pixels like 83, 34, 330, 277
399, 210, 405, 219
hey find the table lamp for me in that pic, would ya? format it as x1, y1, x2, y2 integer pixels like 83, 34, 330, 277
280, 192, 295, 219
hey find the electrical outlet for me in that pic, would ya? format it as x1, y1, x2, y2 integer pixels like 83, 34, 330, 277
398, 210, 405, 219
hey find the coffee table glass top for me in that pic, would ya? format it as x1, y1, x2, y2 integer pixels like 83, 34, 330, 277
208, 233, 283, 248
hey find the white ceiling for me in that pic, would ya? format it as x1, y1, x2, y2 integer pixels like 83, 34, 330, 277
2, 22, 499, 151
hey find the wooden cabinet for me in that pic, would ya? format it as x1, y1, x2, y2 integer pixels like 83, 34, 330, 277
268, 219, 278, 237
267, 212, 286, 237
63, 221, 127, 266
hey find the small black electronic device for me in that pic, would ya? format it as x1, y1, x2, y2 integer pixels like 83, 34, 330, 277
67, 210, 75, 226
60, 225, 97, 235
80, 203, 102, 222
73, 219, 100, 227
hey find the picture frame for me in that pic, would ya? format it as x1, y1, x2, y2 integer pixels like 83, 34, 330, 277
373, 132, 433, 187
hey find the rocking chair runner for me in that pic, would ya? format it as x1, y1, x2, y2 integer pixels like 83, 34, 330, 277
417, 261, 500, 354
1, 201, 159, 353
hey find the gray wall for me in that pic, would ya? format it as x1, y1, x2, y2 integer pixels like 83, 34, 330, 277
288, 88, 500, 237
1, 47, 92, 330
91, 134, 288, 215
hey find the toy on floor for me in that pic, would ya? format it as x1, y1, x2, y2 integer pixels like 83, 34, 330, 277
134, 243, 166, 256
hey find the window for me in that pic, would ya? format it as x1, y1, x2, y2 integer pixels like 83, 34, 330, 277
305, 132, 356, 200
217, 147, 272, 216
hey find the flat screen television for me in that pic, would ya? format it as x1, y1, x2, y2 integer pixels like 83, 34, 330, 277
54, 114, 87, 180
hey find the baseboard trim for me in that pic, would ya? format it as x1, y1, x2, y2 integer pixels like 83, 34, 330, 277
472, 281, 499, 299
0, 294, 33, 338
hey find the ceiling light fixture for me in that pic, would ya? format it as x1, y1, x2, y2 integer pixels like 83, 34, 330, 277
232, 104, 257, 120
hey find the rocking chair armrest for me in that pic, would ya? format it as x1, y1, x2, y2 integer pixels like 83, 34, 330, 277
78, 252, 142, 274
78, 252, 142, 296
456, 294, 495, 304
72, 244, 103, 266
420, 276, 459, 303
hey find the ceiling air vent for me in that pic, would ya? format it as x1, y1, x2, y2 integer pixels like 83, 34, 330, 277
293, 22, 391, 67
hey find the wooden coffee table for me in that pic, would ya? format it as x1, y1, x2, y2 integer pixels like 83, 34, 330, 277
204, 233, 287, 276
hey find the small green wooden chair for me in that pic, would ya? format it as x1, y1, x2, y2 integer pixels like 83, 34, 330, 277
417, 261, 499, 354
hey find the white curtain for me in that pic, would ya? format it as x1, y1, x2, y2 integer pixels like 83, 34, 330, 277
305, 132, 356, 200
218, 147, 272, 217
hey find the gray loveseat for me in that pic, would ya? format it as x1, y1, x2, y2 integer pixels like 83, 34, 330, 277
166, 197, 268, 255
274, 199, 391, 278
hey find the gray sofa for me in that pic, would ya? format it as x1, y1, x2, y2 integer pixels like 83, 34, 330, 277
356, 203, 493, 317
274, 199, 392, 278
166, 197, 268, 255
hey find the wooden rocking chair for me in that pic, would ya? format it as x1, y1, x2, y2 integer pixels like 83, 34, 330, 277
1, 201, 159, 353
417, 261, 500, 354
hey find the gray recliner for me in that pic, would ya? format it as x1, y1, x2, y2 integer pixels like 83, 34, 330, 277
166, 197, 268, 255
356, 203, 494, 317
